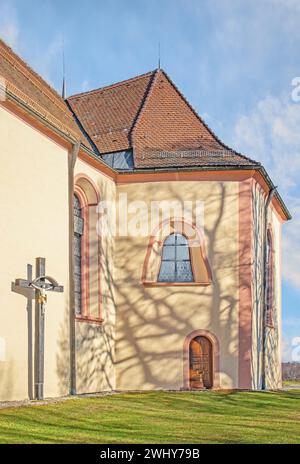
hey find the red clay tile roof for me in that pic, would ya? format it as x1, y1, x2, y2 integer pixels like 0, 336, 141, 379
131, 70, 258, 168
68, 69, 259, 169
67, 71, 155, 153
0, 39, 89, 146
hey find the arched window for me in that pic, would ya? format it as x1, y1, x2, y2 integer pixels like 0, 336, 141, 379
158, 233, 193, 282
74, 194, 84, 315
74, 175, 102, 323
265, 229, 275, 327
142, 219, 212, 286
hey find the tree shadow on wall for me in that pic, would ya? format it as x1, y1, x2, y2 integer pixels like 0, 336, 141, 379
56, 181, 248, 393
113, 182, 241, 389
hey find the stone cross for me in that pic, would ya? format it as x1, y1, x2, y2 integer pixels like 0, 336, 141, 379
12, 257, 63, 400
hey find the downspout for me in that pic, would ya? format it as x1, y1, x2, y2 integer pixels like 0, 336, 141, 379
68, 141, 80, 395
261, 186, 276, 390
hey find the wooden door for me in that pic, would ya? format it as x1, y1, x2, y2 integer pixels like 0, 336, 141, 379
189, 336, 213, 389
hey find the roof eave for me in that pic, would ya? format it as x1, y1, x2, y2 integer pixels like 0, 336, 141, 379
116, 163, 291, 221
3, 89, 119, 175
3, 88, 290, 220
257, 165, 291, 220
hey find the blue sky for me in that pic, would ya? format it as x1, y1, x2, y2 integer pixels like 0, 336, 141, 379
0, 0, 299, 361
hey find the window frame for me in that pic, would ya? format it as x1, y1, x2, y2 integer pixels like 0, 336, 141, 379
74, 193, 84, 317
265, 227, 275, 328
74, 175, 103, 324
142, 219, 212, 287
158, 233, 194, 283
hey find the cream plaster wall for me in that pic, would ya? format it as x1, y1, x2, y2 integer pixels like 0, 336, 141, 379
74, 158, 116, 392
114, 180, 240, 390
251, 180, 282, 390
265, 207, 282, 389
0, 100, 284, 399
0, 107, 118, 400
251, 181, 265, 390
0, 105, 70, 400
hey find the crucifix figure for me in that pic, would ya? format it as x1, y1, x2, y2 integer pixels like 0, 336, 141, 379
12, 257, 63, 400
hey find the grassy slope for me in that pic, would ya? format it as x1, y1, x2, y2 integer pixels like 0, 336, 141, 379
0, 391, 299, 444
283, 379, 300, 386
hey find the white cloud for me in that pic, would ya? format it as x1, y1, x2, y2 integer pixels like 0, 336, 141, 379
282, 336, 292, 362
282, 199, 300, 289
29, 34, 64, 90
234, 94, 300, 193
282, 332, 300, 362
80, 79, 90, 93
0, 1, 19, 48
233, 92, 300, 290
0, 1, 64, 92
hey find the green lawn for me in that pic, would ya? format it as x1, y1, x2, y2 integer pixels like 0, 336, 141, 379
283, 379, 300, 386
0, 390, 299, 444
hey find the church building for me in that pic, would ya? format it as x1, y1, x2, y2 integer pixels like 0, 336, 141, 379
0, 39, 291, 401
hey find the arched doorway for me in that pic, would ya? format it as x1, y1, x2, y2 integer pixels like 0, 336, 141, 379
189, 336, 213, 389
183, 329, 220, 390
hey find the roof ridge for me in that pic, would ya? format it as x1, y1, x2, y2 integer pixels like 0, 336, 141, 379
158, 69, 230, 150
68, 70, 156, 100
0, 39, 71, 116
158, 69, 260, 164
129, 69, 158, 145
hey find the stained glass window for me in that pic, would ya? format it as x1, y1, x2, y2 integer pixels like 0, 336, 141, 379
74, 194, 84, 315
158, 233, 193, 282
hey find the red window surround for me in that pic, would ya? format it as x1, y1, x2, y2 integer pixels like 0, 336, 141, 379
74, 174, 103, 324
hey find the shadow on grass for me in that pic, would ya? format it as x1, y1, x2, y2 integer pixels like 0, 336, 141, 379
0, 391, 299, 444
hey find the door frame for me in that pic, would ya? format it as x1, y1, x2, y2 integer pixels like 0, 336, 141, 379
183, 329, 220, 389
